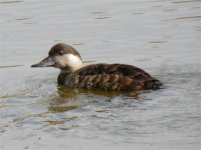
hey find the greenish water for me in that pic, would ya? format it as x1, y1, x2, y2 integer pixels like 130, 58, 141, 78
0, 0, 201, 150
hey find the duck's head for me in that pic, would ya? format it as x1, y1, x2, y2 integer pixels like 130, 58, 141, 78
31, 43, 83, 72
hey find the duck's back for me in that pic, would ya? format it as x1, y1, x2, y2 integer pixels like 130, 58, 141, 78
59, 63, 162, 91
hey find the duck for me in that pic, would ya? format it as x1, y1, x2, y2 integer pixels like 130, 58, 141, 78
31, 43, 162, 91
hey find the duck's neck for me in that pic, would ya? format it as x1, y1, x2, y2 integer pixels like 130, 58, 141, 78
59, 65, 82, 74
58, 65, 83, 85
60, 69, 73, 74
58, 70, 71, 85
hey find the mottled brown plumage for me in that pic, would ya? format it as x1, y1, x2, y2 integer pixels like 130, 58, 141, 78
57, 63, 161, 91
32, 43, 162, 91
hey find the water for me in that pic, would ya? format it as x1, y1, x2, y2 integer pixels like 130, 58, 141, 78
0, 0, 201, 149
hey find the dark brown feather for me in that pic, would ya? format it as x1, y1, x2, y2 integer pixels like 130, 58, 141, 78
57, 63, 162, 91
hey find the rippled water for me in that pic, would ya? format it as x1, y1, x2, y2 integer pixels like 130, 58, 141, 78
0, 0, 201, 149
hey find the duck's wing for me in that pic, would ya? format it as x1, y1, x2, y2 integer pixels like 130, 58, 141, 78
76, 63, 152, 79
72, 64, 162, 91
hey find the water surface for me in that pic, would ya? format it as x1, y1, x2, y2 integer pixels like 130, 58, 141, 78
0, 0, 201, 150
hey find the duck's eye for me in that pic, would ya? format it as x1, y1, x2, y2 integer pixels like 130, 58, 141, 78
58, 51, 63, 55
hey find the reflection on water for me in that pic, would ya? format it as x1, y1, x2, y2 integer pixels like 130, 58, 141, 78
95, 16, 111, 20
47, 85, 139, 112
174, 15, 201, 20
163, 15, 201, 21
58, 86, 123, 98
172, 0, 201, 3
0, 0, 201, 150
90, 11, 111, 20
15, 17, 32, 21
148, 40, 168, 43
0, 65, 23, 68
0, 1, 23, 4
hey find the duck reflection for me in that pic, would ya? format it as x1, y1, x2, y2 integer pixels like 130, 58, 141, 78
56, 85, 139, 103
48, 85, 139, 113
57, 85, 122, 99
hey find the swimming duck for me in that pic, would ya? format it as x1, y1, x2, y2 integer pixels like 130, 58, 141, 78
31, 43, 162, 91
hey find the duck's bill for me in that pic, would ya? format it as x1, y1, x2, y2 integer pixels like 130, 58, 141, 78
31, 56, 55, 67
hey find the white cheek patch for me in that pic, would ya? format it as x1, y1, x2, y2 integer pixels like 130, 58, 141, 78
64, 54, 83, 70
54, 56, 67, 67
54, 54, 83, 70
